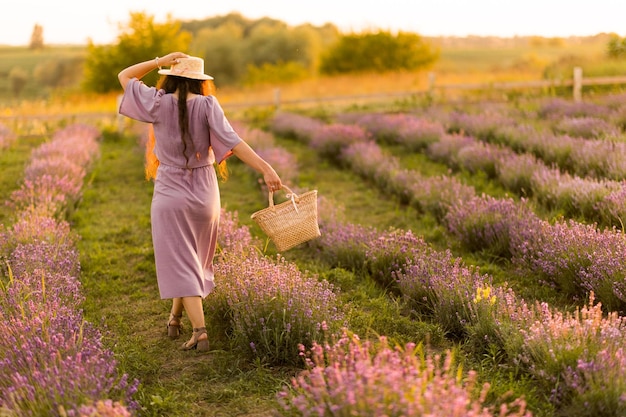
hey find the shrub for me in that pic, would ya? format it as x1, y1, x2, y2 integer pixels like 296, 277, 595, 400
320, 31, 438, 74
211, 254, 345, 365
0, 274, 138, 414
340, 140, 401, 191
515, 294, 626, 413
277, 333, 531, 416
394, 249, 489, 338
444, 195, 540, 259
316, 220, 379, 272
355, 113, 445, 151
270, 112, 325, 142
447, 111, 514, 141
364, 228, 432, 289
309, 123, 370, 162
553, 116, 621, 139
511, 219, 626, 311
426, 133, 476, 167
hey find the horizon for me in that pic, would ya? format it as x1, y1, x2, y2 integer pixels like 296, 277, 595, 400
2, 1, 625, 47
0, 31, 616, 48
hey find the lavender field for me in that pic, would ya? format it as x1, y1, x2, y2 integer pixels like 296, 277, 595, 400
1, 91, 626, 416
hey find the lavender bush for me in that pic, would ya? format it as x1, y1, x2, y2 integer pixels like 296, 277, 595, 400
553, 116, 621, 139
515, 294, 626, 413
537, 98, 609, 119
364, 228, 432, 288
278, 333, 532, 417
353, 112, 445, 151
211, 254, 345, 365
340, 140, 402, 193
232, 121, 300, 187
216, 208, 262, 259
316, 219, 380, 272
309, 123, 370, 162
444, 195, 540, 258
447, 110, 514, 141
426, 133, 477, 167
394, 252, 489, 338
270, 112, 325, 143
0, 273, 137, 414
511, 219, 626, 311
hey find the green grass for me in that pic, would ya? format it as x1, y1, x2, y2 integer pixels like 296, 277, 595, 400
0, 45, 85, 101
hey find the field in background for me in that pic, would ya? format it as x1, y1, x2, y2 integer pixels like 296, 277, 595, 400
1, 34, 624, 117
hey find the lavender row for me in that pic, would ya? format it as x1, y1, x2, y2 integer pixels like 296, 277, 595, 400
428, 131, 626, 227
269, 111, 626, 316
445, 194, 626, 312
270, 111, 477, 222
444, 100, 626, 181
311, 202, 626, 415
0, 124, 137, 416
339, 110, 626, 228
207, 209, 344, 366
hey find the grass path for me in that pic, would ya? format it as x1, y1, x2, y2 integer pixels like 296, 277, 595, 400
73, 130, 288, 416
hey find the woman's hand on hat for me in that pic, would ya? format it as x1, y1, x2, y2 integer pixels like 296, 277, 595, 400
161, 52, 189, 67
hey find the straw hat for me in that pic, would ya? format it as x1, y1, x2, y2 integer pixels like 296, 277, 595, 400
158, 56, 214, 80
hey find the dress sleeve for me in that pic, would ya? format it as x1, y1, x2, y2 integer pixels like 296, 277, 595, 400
118, 78, 164, 123
207, 96, 243, 164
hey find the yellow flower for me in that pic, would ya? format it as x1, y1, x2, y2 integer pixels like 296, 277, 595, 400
473, 286, 496, 305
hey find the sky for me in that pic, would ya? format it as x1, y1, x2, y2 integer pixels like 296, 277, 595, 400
2, 0, 625, 46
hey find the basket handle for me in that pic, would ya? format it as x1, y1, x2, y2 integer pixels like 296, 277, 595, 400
268, 185, 300, 211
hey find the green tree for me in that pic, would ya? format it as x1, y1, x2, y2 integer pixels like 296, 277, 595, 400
320, 31, 439, 75
191, 22, 246, 85
9, 67, 28, 97
608, 35, 626, 59
186, 13, 337, 86
29, 24, 44, 50
34, 57, 84, 89
83, 12, 191, 93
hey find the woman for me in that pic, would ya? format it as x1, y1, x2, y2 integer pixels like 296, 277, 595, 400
118, 52, 282, 352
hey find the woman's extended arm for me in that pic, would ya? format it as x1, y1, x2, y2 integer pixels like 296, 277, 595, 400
117, 52, 188, 90
231, 141, 282, 191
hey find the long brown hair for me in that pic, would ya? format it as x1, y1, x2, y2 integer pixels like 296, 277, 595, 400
145, 75, 228, 181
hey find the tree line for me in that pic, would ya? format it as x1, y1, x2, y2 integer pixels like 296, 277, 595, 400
7, 11, 439, 96
83, 12, 440, 93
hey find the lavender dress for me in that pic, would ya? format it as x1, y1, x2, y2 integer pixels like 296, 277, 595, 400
119, 78, 242, 299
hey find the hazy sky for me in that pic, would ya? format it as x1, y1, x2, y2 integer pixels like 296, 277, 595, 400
2, 0, 625, 45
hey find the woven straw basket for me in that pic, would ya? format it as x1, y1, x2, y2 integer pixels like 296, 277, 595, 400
251, 185, 321, 251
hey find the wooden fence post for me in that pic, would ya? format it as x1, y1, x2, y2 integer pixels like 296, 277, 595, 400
274, 88, 281, 109
428, 72, 436, 94
573, 67, 583, 102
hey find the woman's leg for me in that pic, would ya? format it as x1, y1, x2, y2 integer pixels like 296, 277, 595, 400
167, 297, 185, 338
171, 297, 184, 318
181, 296, 208, 350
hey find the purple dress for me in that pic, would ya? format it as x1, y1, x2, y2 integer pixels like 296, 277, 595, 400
119, 78, 242, 299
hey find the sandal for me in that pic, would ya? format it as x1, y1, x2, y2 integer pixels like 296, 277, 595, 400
180, 327, 209, 352
167, 313, 183, 339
